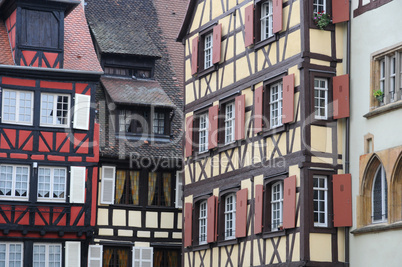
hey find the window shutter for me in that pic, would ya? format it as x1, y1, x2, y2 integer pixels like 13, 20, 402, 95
175, 171, 183, 209
88, 245, 103, 267
254, 86, 263, 134
235, 188, 248, 238
101, 166, 115, 204
282, 74, 295, 124
191, 37, 199, 75
283, 175, 296, 229
208, 105, 219, 150
254, 184, 264, 234
235, 94, 245, 141
333, 174, 352, 227
273, 0, 283, 33
244, 4, 254, 47
185, 115, 194, 157
333, 74, 350, 119
70, 166, 86, 204
73, 93, 91, 130
207, 195, 217, 243
184, 203, 193, 247
212, 24, 222, 64
65, 241, 81, 267
132, 247, 153, 267
332, 0, 350, 24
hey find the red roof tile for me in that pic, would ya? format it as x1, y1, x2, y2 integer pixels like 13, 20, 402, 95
0, 22, 14, 65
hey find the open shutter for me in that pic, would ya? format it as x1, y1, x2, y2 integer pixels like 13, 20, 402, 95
282, 74, 295, 124
132, 247, 153, 267
235, 188, 248, 238
212, 24, 222, 64
332, 0, 350, 24
333, 174, 352, 227
185, 116, 194, 157
283, 175, 296, 229
191, 37, 199, 75
254, 86, 263, 134
208, 105, 219, 150
88, 245, 103, 267
73, 93, 91, 130
207, 196, 217, 243
235, 94, 245, 141
254, 184, 264, 234
101, 166, 115, 204
273, 0, 283, 33
70, 166, 86, 203
175, 171, 183, 208
184, 203, 193, 247
333, 74, 350, 119
65, 241, 81, 267
244, 4, 254, 47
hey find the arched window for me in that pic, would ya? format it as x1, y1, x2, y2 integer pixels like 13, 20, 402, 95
271, 181, 283, 231
224, 193, 236, 239
372, 164, 387, 223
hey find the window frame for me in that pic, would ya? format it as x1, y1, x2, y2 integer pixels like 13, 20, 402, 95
308, 0, 334, 30
33, 243, 62, 267
224, 193, 236, 240
269, 81, 283, 128
260, 0, 274, 41
0, 242, 23, 267
271, 181, 283, 231
372, 164, 388, 223
147, 172, 175, 207
314, 78, 329, 120
313, 0, 326, 14
198, 112, 209, 153
196, 25, 219, 77
37, 166, 67, 202
199, 200, 208, 245
224, 101, 235, 145
204, 32, 213, 70
1, 89, 34, 125
262, 176, 286, 236
254, 0, 278, 49
114, 169, 140, 205
102, 246, 131, 267
0, 164, 30, 201
40, 93, 71, 128
192, 195, 211, 248
313, 175, 328, 227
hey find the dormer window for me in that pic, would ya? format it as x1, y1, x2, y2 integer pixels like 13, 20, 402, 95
104, 66, 152, 79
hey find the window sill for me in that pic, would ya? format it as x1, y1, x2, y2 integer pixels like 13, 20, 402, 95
364, 100, 402, 119
191, 243, 210, 251
217, 238, 238, 247
196, 65, 218, 78
253, 35, 277, 51
351, 221, 402, 235
262, 229, 285, 239
116, 133, 171, 143
260, 124, 286, 138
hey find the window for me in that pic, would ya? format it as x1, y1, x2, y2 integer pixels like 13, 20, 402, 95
0, 165, 29, 200
270, 82, 283, 128
261, 0, 273, 41
224, 193, 236, 239
33, 243, 62, 267
313, 0, 326, 14
313, 175, 328, 227
199, 200, 207, 244
204, 33, 213, 69
2, 90, 33, 125
314, 78, 328, 119
103, 246, 130, 267
133, 247, 153, 267
37, 167, 66, 201
0, 243, 23, 266
104, 67, 130, 76
104, 66, 152, 79
271, 181, 283, 231
148, 172, 174, 207
372, 164, 387, 223
225, 102, 235, 144
199, 113, 208, 152
40, 93, 70, 127
153, 112, 165, 135
154, 248, 180, 267
115, 170, 139, 205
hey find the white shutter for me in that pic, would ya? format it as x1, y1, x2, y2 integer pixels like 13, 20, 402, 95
101, 166, 115, 204
70, 167, 86, 203
88, 245, 103, 267
65, 241, 81, 267
73, 93, 91, 130
175, 171, 183, 209
132, 246, 153, 267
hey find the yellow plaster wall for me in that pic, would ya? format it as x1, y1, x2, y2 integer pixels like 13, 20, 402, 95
311, 125, 332, 153
228, 0, 237, 10
185, 195, 193, 204
221, 62, 234, 88
291, 127, 301, 153
242, 241, 251, 266
97, 208, 108, 225
283, 30, 301, 59
185, 83, 195, 105
177, 212, 182, 229
185, 59, 191, 83
293, 92, 300, 122
201, 0, 210, 26
118, 230, 133, 237
135, 242, 150, 247
310, 233, 332, 262
112, 210, 126, 226
310, 29, 332, 56
212, 247, 219, 266
311, 156, 333, 164
236, 56, 251, 81
288, 0, 300, 29
99, 228, 113, 236
129, 211, 142, 227
184, 165, 191, 185
292, 232, 300, 261
337, 119, 345, 155
161, 212, 174, 229
190, 3, 203, 33
241, 178, 251, 198
146, 212, 158, 228
337, 228, 345, 262
310, 59, 331, 67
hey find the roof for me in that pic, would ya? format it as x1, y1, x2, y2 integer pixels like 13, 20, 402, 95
177, 0, 197, 42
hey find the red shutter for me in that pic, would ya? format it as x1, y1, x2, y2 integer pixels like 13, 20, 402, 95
333, 74, 350, 119
282, 74, 294, 124
191, 37, 199, 75
208, 105, 219, 150
283, 175, 296, 229
184, 203, 193, 247
254, 86, 263, 134
273, 0, 283, 33
207, 196, 217, 243
333, 174, 352, 227
212, 24, 222, 64
185, 116, 194, 157
236, 188, 248, 238
254, 185, 264, 234
244, 4, 254, 47
235, 94, 245, 141
332, 0, 350, 24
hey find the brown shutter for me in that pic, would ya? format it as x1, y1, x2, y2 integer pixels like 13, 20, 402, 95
212, 24, 222, 64
332, 0, 350, 24
207, 196, 217, 243
273, 0, 283, 33
254, 185, 264, 234
235, 94, 245, 141
208, 105, 219, 150
191, 37, 199, 75
244, 4, 254, 47
254, 86, 263, 134
333, 74, 350, 119
184, 203, 193, 247
236, 188, 248, 238
282, 74, 295, 124
185, 116, 194, 157
283, 175, 296, 229
333, 174, 352, 227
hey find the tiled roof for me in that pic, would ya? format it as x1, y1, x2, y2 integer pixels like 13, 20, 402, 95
0, 22, 13, 65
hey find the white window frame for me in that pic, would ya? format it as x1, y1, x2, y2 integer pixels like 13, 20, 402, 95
271, 181, 283, 231
314, 78, 328, 120
1, 89, 33, 125
224, 193, 236, 240
224, 102, 235, 144
199, 113, 209, 153
261, 0, 273, 41
40, 93, 71, 127
204, 32, 213, 69
88, 245, 103, 267
132, 246, 153, 266
152, 111, 165, 135
0, 242, 23, 267
270, 82, 283, 128
0, 164, 30, 200
33, 243, 62, 267
175, 171, 183, 209
313, 0, 326, 14
372, 165, 388, 223
313, 175, 328, 227
199, 200, 207, 244
37, 167, 67, 202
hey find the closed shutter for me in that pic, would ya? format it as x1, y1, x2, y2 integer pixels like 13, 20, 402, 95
185, 115, 194, 157
88, 245, 103, 267
282, 74, 295, 124
333, 174, 352, 227
132, 247, 153, 267
70, 166, 86, 203
191, 37, 199, 75
175, 171, 183, 209
332, 0, 350, 24
208, 105, 219, 150
283, 175, 296, 229
235, 94, 245, 141
207, 195, 217, 243
65, 241, 81, 267
212, 24, 222, 64
254, 86, 263, 134
101, 166, 115, 204
184, 203, 193, 247
273, 0, 283, 33
73, 93, 91, 130
254, 184, 264, 234
244, 4, 254, 47
235, 188, 248, 238
333, 74, 350, 119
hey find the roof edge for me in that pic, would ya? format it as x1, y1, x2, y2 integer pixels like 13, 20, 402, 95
177, 0, 197, 42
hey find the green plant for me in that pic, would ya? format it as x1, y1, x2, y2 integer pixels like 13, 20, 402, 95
373, 89, 384, 101
313, 11, 331, 30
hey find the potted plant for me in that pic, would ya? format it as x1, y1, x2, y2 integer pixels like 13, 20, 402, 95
373, 89, 384, 102
313, 11, 331, 30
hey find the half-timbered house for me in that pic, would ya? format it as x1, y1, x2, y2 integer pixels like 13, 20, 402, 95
0, 0, 102, 266
178, 0, 352, 266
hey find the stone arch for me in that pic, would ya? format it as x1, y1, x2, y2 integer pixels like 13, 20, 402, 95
390, 152, 402, 222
